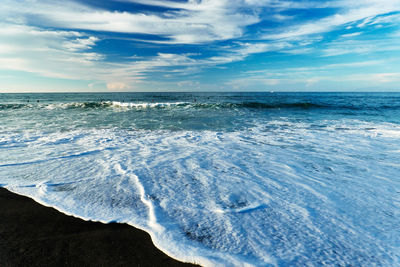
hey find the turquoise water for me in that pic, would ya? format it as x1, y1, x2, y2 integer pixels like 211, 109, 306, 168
1, 92, 399, 266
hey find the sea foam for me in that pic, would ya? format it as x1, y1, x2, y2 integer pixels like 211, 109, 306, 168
1, 118, 399, 266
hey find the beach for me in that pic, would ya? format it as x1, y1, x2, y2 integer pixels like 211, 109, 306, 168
0, 187, 195, 266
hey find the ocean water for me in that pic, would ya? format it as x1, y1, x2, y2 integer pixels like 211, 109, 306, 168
0, 92, 399, 266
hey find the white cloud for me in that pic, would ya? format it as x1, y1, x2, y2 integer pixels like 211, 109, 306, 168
63, 36, 99, 52
0, 23, 105, 79
357, 16, 374, 28
0, 18, 278, 91
368, 13, 400, 26
232, 56, 400, 90
321, 38, 400, 57
0, 0, 261, 44
244, 59, 390, 79
262, 0, 400, 40
3, 16, 393, 91
340, 32, 362, 38
346, 73, 400, 83
6, 0, 376, 46
106, 82, 131, 90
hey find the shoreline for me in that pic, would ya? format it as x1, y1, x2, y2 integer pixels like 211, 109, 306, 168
0, 187, 197, 266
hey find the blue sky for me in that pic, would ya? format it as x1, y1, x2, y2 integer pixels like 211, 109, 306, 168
1, 0, 400, 92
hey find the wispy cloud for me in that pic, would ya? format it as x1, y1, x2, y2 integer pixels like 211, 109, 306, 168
346, 72, 400, 83
321, 38, 400, 57
232, 56, 400, 90
262, 1, 400, 40
1, 0, 262, 44
0, 17, 277, 89
0, 24, 103, 79
340, 32, 362, 38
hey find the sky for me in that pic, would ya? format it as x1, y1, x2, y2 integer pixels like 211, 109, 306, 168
1, 0, 400, 92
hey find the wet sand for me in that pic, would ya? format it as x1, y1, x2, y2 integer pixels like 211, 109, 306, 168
0, 187, 197, 267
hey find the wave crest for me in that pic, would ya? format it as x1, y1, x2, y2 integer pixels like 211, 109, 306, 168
1, 100, 399, 111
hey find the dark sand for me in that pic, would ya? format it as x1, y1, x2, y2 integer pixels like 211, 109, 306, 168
0, 187, 198, 267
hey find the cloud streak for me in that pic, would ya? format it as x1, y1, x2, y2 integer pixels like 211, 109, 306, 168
1, 0, 261, 44
0, 20, 276, 90
262, 0, 400, 40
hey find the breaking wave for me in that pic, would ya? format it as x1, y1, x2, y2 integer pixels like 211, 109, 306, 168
3, 101, 399, 111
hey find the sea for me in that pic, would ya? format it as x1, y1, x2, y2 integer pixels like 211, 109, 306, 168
0, 92, 399, 266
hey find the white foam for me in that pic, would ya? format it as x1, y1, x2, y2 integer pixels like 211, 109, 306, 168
110, 101, 189, 109
114, 163, 162, 232
39, 101, 191, 110
1, 119, 399, 265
